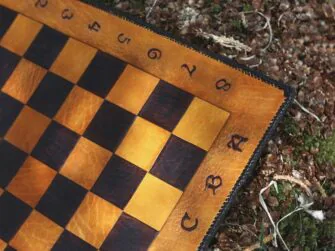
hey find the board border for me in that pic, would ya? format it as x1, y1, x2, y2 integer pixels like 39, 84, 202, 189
80, 1, 295, 249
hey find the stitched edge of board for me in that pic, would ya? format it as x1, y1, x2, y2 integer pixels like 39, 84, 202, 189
78, 1, 296, 249
199, 91, 295, 249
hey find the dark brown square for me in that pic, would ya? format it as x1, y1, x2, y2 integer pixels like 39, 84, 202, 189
4, 245, 16, 251
0, 92, 23, 137
78, 51, 126, 98
52, 230, 95, 251
0, 192, 32, 242
36, 174, 87, 227
24, 26, 68, 69
31, 121, 79, 171
150, 135, 206, 190
101, 213, 157, 251
84, 101, 135, 152
0, 140, 27, 188
0, 6, 16, 39
0, 47, 20, 89
28, 72, 73, 118
92, 155, 146, 209
139, 81, 193, 131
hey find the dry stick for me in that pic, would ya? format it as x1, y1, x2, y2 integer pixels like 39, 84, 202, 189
243, 11, 273, 51
277, 12, 288, 27
273, 174, 312, 196
274, 207, 306, 251
244, 234, 273, 251
146, 0, 159, 19
238, 54, 263, 68
294, 99, 322, 122
260, 178, 323, 251
315, 179, 327, 198
259, 181, 290, 250
196, 29, 252, 52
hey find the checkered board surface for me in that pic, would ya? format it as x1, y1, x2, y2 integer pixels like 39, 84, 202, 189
0, 5, 231, 251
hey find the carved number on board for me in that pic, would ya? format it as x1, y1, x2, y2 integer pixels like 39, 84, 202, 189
205, 175, 223, 195
181, 64, 197, 77
147, 48, 162, 60
118, 33, 131, 44
88, 21, 101, 32
216, 79, 231, 91
181, 212, 198, 232
35, 0, 48, 8
227, 134, 249, 152
62, 9, 74, 20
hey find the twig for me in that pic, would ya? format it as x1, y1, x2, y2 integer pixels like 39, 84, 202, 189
196, 29, 252, 52
277, 12, 285, 27
238, 54, 263, 68
259, 181, 289, 250
259, 181, 324, 251
248, 59, 263, 68
244, 234, 273, 251
293, 99, 322, 122
239, 54, 256, 61
315, 179, 327, 198
243, 11, 273, 51
277, 12, 289, 27
146, 0, 159, 19
273, 174, 312, 196
275, 207, 305, 251
274, 194, 325, 249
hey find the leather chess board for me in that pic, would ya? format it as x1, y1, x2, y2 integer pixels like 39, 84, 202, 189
0, 1, 294, 250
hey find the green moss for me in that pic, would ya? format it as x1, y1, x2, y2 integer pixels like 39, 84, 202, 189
231, 19, 243, 32
270, 183, 286, 202
317, 133, 335, 165
211, 4, 222, 14
257, 222, 267, 251
285, 114, 335, 166
280, 215, 335, 249
268, 180, 334, 249
242, 3, 252, 12
323, 180, 334, 196
270, 182, 298, 204
294, 131, 335, 166
283, 116, 300, 137
129, 0, 145, 10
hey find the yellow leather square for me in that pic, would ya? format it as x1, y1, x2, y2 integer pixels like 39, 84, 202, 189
0, 15, 42, 56
5, 106, 51, 153
107, 65, 159, 114
2, 59, 47, 103
67, 192, 122, 248
55, 86, 103, 135
116, 117, 170, 171
0, 239, 7, 251
60, 137, 112, 189
51, 38, 97, 83
124, 174, 182, 231
10, 210, 63, 251
173, 98, 230, 150
7, 157, 56, 207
